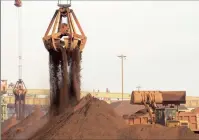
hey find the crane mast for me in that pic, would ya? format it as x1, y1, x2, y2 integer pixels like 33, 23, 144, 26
17, 8, 22, 81
14, 0, 27, 121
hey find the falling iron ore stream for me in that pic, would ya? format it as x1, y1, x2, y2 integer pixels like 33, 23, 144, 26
49, 47, 81, 116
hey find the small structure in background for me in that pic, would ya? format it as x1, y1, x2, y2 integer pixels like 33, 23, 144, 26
8, 83, 15, 88
1, 80, 8, 95
106, 88, 110, 93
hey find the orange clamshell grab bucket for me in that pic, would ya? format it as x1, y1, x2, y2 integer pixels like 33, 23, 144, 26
14, 0, 22, 7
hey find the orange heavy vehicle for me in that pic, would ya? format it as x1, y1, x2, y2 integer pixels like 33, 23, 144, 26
123, 91, 199, 133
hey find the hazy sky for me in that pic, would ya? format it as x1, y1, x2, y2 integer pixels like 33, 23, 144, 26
1, 1, 199, 96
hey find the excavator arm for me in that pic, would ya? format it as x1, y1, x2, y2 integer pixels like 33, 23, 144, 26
142, 102, 154, 124
130, 91, 163, 124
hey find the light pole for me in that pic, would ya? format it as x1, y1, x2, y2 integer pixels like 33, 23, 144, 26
136, 85, 141, 91
118, 54, 126, 101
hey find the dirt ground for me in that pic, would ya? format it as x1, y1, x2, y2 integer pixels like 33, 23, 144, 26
120, 124, 199, 140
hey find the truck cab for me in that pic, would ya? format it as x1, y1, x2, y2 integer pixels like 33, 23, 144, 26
155, 107, 189, 128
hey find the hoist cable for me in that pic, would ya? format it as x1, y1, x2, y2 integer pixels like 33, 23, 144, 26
16, 7, 22, 80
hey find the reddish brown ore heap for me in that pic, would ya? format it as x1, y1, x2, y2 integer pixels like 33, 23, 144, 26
110, 101, 145, 116
120, 124, 199, 140
1, 106, 44, 140
29, 96, 199, 140
1, 95, 199, 140
1, 115, 18, 134
30, 95, 127, 140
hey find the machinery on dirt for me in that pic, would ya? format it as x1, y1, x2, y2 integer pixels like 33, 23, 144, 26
130, 91, 189, 128
43, 0, 87, 115
13, 79, 27, 120
155, 107, 189, 128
